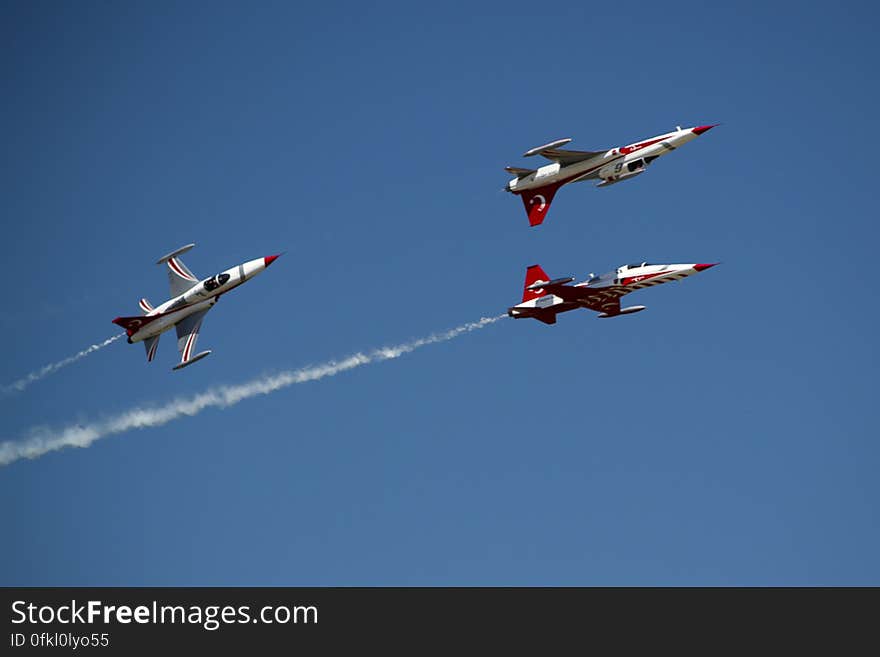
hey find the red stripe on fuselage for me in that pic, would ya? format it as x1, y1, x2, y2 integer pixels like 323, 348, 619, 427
618, 135, 671, 155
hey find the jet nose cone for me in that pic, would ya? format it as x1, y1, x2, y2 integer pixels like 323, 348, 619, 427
693, 263, 719, 272
264, 254, 282, 267
692, 124, 718, 136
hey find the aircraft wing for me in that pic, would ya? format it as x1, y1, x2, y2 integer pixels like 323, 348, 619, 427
143, 335, 160, 362
174, 309, 210, 368
156, 244, 200, 298
536, 147, 605, 166
523, 139, 604, 166
166, 256, 200, 298
543, 282, 627, 315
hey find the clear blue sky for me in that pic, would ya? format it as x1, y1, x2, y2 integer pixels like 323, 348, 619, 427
2, 0, 878, 585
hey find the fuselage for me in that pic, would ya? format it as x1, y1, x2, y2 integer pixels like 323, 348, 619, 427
508, 126, 711, 193
127, 256, 271, 343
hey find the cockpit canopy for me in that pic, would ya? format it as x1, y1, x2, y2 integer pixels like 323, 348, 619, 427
619, 262, 650, 272
203, 272, 230, 292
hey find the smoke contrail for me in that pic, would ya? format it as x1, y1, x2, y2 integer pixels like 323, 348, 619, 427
1, 334, 125, 396
0, 315, 505, 466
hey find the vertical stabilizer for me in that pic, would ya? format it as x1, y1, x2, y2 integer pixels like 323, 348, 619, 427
522, 264, 551, 302
519, 183, 561, 226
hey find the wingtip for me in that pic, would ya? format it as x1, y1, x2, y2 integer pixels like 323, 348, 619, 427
172, 349, 212, 371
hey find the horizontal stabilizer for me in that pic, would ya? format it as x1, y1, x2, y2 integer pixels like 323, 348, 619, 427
507, 307, 557, 325
526, 276, 574, 291
505, 166, 536, 177
172, 350, 211, 370
139, 298, 154, 314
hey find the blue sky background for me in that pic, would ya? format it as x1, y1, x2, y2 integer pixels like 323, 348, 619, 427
2, 0, 878, 585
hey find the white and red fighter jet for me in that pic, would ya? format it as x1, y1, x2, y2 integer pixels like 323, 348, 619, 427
113, 244, 281, 370
505, 125, 717, 226
508, 261, 717, 324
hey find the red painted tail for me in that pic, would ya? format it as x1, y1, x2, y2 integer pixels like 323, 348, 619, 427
523, 264, 551, 302
112, 314, 158, 337
519, 182, 561, 226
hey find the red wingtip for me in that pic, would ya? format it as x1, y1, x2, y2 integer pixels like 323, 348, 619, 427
693, 263, 719, 272
692, 124, 718, 136
264, 254, 281, 267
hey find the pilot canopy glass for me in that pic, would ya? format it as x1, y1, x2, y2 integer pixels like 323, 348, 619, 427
203, 272, 230, 292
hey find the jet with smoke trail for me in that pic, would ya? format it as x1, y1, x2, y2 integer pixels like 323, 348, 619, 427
113, 243, 282, 370
1, 334, 124, 396
0, 315, 504, 466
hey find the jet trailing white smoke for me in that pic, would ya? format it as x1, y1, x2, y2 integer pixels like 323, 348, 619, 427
0, 315, 504, 466
1, 334, 125, 395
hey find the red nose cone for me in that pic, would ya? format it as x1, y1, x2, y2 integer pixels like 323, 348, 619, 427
264, 254, 281, 267
692, 124, 718, 136
693, 263, 719, 272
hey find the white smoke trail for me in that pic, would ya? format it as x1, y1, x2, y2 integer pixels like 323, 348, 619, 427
1, 334, 125, 395
0, 315, 505, 466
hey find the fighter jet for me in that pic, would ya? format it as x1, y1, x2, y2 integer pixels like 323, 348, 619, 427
507, 261, 717, 324
505, 125, 717, 226
112, 244, 282, 370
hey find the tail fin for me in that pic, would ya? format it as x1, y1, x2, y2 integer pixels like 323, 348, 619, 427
523, 264, 551, 302
112, 314, 158, 337
139, 298, 154, 314
519, 182, 561, 226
